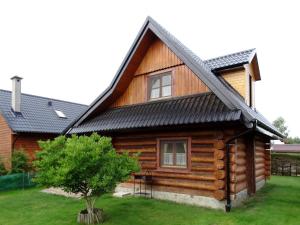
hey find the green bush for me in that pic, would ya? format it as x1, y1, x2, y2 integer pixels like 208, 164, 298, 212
11, 150, 31, 174
0, 157, 7, 176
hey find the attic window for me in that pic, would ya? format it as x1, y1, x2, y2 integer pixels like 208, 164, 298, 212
148, 72, 172, 100
55, 110, 67, 118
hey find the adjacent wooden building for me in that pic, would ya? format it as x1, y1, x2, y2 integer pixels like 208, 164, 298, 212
66, 17, 283, 210
0, 77, 87, 169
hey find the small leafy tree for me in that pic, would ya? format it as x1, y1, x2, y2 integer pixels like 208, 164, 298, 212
34, 133, 139, 224
11, 150, 31, 173
273, 117, 289, 137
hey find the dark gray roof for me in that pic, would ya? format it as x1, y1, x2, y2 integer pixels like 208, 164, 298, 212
0, 90, 88, 134
70, 93, 242, 134
204, 49, 256, 71
67, 16, 283, 139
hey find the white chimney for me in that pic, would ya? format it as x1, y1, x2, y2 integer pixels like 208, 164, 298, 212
11, 76, 23, 112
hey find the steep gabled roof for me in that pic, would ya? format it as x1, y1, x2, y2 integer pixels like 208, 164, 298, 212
0, 90, 88, 134
204, 49, 256, 71
66, 17, 283, 139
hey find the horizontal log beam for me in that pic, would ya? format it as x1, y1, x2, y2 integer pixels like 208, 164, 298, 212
255, 168, 265, 177
213, 190, 225, 200
214, 180, 225, 189
230, 181, 247, 193
139, 156, 156, 161
192, 147, 215, 153
191, 157, 214, 163
116, 148, 156, 153
214, 140, 225, 150
255, 158, 265, 164
256, 175, 265, 182
214, 150, 225, 160
214, 170, 225, 179
191, 166, 215, 172
151, 172, 216, 181
215, 160, 225, 170
114, 141, 156, 147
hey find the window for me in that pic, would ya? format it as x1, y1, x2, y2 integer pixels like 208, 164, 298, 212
55, 110, 67, 118
148, 72, 172, 100
160, 140, 187, 168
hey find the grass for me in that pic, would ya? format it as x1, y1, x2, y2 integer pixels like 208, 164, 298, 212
0, 176, 299, 225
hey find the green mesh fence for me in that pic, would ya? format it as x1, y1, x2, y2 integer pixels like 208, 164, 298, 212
0, 172, 36, 191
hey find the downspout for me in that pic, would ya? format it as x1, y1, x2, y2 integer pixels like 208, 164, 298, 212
225, 120, 257, 212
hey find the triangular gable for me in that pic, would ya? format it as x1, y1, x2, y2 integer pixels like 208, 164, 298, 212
65, 17, 283, 138
111, 38, 209, 108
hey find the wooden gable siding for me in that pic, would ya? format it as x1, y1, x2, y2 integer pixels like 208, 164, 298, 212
134, 38, 183, 75
0, 114, 12, 170
220, 69, 246, 99
111, 39, 210, 108
112, 129, 237, 200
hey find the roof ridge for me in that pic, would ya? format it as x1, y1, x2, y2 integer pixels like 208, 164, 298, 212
0, 89, 88, 106
204, 48, 256, 62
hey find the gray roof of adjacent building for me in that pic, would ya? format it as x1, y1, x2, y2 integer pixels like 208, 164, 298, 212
0, 89, 88, 134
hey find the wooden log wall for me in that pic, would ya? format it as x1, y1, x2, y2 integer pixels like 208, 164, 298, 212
229, 138, 247, 195
113, 130, 231, 200
265, 148, 271, 179
255, 137, 271, 181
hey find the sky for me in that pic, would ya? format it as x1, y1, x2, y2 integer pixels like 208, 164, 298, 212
0, 0, 299, 136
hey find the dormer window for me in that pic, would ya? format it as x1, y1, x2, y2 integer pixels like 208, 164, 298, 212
148, 72, 172, 100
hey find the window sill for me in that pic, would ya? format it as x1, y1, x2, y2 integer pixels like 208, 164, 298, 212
148, 96, 172, 102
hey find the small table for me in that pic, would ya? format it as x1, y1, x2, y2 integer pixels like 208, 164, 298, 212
133, 171, 153, 198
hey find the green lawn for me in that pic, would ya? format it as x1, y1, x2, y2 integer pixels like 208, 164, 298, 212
0, 176, 299, 225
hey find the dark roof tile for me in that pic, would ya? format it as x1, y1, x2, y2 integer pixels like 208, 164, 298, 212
204, 49, 255, 71
70, 93, 242, 134
0, 90, 88, 133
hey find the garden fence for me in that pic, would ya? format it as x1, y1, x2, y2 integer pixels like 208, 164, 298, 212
271, 160, 300, 176
0, 172, 36, 191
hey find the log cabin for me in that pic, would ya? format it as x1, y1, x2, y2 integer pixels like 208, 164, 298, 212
0, 76, 88, 170
65, 17, 284, 211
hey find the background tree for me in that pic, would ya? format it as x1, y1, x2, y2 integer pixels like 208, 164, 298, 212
286, 136, 300, 144
34, 133, 139, 224
273, 116, 289, 137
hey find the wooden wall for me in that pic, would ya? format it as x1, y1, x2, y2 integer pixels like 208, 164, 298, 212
0, 114, 12, 169
113, 129, 236, 200
255, 137, 271, 183
220, 69, 246, 98
14, 133, 56, 161
111, 39, 210, 108
230, 138, 247, 195
134, 38, 182, 75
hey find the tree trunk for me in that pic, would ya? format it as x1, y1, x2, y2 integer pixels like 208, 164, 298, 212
77, 197, 104, 224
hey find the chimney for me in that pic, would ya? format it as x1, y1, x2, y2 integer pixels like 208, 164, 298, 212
11, 76, 23, 112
